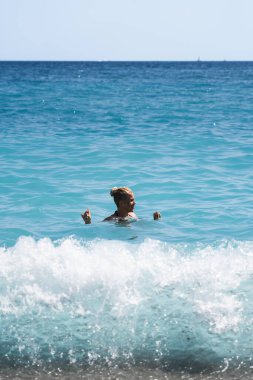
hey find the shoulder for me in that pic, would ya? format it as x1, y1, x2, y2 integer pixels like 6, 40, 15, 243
128, 212, 138, 220
103, 212, 118, 222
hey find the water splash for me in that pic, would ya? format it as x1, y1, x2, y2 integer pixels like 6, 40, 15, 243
1, 237, 253, 370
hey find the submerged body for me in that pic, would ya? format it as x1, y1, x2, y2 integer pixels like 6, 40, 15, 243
103, 209, 138, 222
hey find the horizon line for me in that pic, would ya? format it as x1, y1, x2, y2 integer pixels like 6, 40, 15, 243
1, 59, 253, 63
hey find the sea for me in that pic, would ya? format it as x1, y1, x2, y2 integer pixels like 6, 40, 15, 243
0, 61, 253, 379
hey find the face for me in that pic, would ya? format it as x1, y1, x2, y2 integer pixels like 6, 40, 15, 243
121, 193, 135, 213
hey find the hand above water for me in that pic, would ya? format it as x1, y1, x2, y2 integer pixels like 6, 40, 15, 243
153, 211, 161, 220
81, 209, 92, 224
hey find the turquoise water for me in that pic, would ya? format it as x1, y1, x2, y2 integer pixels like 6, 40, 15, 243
1, 61, 253, 377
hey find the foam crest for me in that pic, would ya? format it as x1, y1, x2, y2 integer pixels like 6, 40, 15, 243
1, 236, 253, 367
0, 237, 252, 324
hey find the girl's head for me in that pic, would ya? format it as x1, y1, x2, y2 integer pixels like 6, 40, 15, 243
110, 187, 135, 212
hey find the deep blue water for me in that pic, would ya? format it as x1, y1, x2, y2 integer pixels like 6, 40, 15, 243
0, 61, 253, 378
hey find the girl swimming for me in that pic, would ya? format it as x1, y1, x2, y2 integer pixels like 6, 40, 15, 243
81, 187, 161, 224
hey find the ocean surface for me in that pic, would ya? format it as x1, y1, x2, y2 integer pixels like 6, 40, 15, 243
1, 61, 253, 379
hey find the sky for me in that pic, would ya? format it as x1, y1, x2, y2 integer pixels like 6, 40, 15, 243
0, 0, 253, 61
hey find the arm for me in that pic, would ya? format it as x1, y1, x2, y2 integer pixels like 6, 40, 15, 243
81, 209, 92, 224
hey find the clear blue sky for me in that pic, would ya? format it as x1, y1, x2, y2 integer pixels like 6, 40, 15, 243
1, 0, 252, 61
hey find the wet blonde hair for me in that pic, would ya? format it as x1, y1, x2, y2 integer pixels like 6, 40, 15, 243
110, 187, 133, 207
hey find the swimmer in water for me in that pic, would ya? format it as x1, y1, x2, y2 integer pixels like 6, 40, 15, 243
81, 187, 161, 224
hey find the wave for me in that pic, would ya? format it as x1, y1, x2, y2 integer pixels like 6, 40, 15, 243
1, 236, 253, 371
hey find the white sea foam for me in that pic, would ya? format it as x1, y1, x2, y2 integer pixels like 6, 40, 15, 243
1, 236, 253, 366
0, 237, 252, 328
